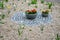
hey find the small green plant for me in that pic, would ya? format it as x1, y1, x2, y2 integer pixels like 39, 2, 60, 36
29, 29, 32, 31
0, 21, 4, 24
31, 0, 37, 4
5, 0, 8, 2
46, 2, 53, 9
40, 24, 45, 33
56, 34, 60, 40
0, 14, 5, 20
40, 26, 44, 31
0, 36, 3, 38
35, 5, 38, 8
18, 24, 25, 36
40, 0, 44, 3
0, 1, 4, 9
28, 3, 31, 6
18, 28, 23, 36
8, 11, 10, 14
1, 14, 5, 19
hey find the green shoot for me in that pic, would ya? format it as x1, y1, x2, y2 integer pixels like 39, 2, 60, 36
56, 34, 60, 40
31, 0, 37, 4
0, 21, 4, 24
40, 0, 44, 3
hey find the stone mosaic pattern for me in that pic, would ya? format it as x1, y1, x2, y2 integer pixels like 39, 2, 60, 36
11, 12, 53, 26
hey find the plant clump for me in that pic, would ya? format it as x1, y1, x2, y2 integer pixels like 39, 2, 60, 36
25, 9, 37, 14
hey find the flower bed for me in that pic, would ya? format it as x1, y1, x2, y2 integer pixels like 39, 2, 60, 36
25, 9, 37, 19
